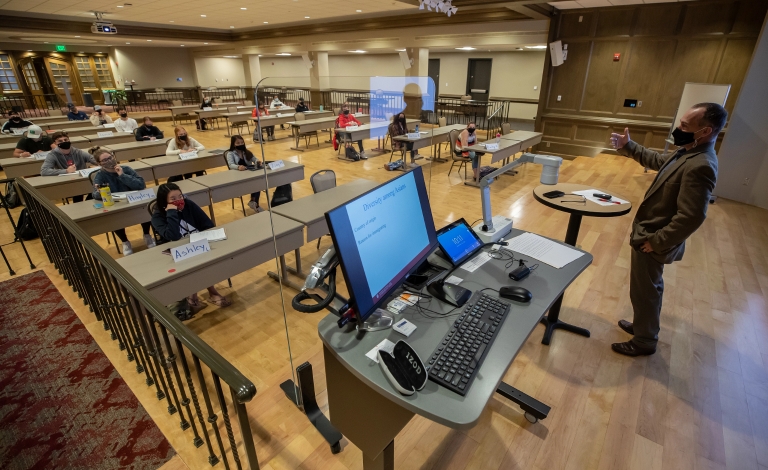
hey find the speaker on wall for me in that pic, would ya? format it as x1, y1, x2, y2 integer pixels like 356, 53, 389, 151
301, 53, 313, 69
399, 50, 412, 70
549, 40, 564, 67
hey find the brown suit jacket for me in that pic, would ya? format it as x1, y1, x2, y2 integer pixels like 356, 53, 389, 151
618, 140, 718, 264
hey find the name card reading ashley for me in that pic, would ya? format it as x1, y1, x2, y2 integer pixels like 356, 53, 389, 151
178, 151, 198, 160
126, 188, 156, 204
97, 131, 114, 138
172, 238, 210, 262
267, 160, 285, 170
485, 143, 500, 151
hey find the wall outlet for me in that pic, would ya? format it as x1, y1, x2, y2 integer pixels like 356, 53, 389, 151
557, 95, 562, 101
638, 100, 643, 107
546, 141, 551, 147
579, 15, 583, 22
534, 85, 538, 90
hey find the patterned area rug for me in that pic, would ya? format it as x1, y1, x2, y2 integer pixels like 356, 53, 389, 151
0, 270, 175, 469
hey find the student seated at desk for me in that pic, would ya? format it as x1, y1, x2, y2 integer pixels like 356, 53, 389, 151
151, 183, 231, 310
66, 103, 88, 121
136, 117, 164, 141
197, 98, 214, 130
389, 112, 417, 168
166, 126, 205, 182
1, 111, 33, 134
295, 97, 309, 113
89, 105, 113, 127
225, 135, 265, 213
41, 131, 98, 202
269, 96, 287, 129
252, 104, 275, 141
114, 110, 138, 133
13, 125, 53, 158
89, 147, 155, 256
337, 104, 364, 154
455, 123, 485, 182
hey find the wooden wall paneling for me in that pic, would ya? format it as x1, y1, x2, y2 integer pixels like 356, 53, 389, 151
680, 1, 738, 35
558, 11, 597, 39
731, 0, 768, 34
649, 130, 671, 151
633, 4, 684, 37
595, 8, 634, 38
574, 123, 611, 146
615, 40, 676, 119
541, 119, 574, 141
581, 40, 629, 114
546, 40, 592, 111
713, 38, 759, 114
655, 39, 722, 119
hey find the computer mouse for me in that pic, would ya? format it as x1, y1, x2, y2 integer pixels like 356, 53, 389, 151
499, 286, 532, 303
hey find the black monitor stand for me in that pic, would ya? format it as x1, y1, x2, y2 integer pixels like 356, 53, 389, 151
427, 277, 472, 307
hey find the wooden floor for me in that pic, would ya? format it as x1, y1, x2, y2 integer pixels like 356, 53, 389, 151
3, 121, 768, 470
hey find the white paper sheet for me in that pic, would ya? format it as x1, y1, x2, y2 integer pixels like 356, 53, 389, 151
445, 275, 464, 285
571, 189, 629, 206
459, 252, 492, 273
190, 228, 227, 243
506, 232, 585, 269
366, 338, 395, 363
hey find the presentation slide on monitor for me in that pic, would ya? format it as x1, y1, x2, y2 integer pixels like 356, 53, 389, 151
345, 172, 429, 299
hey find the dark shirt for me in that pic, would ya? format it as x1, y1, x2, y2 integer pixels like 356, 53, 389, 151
1, 118, 33, 133
151, 199, 215, 244
67, 110, 88, 121
15, 136, 54, 154
91, 166, 146, 200
295, 103, 310, 113
135, 125, 164, 141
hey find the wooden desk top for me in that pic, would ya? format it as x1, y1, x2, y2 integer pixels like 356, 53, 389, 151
107, 140, 168, 152
393, 124, 465, 142
141, 149, 225, 168
288, 114, 370, 126
191, 160, 304, 189
532, 183, 632, 217
26, 160, 151, 189
272, 178, 379, 225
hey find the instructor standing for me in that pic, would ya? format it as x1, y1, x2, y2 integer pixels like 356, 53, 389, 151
610, 102, 727, 357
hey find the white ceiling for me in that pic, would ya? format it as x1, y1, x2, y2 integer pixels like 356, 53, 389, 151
0, 0, 418, 31
550, 0, 696, 8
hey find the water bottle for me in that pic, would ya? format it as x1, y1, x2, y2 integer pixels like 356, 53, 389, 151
415, 124, 420, 134
99, 184, 114, 207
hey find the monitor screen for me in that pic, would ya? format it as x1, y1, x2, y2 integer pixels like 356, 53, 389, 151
436, 219, 483, 266
326, 167, 437, 322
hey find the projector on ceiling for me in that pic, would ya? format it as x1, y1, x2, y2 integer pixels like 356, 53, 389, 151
91, 21, 118, 34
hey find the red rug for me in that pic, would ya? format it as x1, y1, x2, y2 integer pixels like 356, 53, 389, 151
0, 270, 176, 469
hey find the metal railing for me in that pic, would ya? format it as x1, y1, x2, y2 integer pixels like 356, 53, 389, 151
256, 87, 311, 109
432, 98, 516, 139
0, 93, 64, 118
15, 177, 260, 469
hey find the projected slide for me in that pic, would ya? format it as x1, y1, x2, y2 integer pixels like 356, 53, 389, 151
344, 172, 429, 300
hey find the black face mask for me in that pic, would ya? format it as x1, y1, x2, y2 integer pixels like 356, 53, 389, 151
235, 144, 246, 151
144, 123, 152, 127
467, 128, 475, 134
58, 141, 72, 150
671, 127, 707, 147
179, 135, 188, 141
11, 117, 20, 123
120, 113, 127, 118
343, 110, 350, 115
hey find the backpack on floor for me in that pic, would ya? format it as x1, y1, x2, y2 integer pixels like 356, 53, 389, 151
271, 184, 293, 207
2, 181, 20, 209
15, 208, 38, 241
345, 146, 361, 161
195, 118, 207, 131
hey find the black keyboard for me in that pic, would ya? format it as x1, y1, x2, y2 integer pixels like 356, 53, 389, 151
425, 292, 510, 396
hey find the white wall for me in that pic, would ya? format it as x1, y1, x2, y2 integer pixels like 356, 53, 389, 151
328, 54, 405, 90
714, 15, 768, 209
112, 47, 196, 88
194, 57, 246, 87
258, 57, 310, 87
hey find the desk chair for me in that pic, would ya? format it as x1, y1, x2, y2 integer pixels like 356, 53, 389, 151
501, 122, 511, 135
49, 109, 63, 117
438, 116, 447, 127
228, 108, 250, 135
389, 131, 406, 163
294, 112, 319, 148
310, 170, 336, 249
89, 169, 121, 254
447, 128, 470, 179
333, 108, 340, 117
222, 153, 247, 217
244, 100, 253, 106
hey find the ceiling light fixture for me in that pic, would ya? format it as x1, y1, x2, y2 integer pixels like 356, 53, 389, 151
147, 40, 152, 42
349, 50, 366, 53
276, 52, 291, 56
204, 42, 209, 45
420, 0, 457, 16
169, 20, 174, 22
230, 26, 235, 28
263, 21, 268, 23
525, 45, 547, 49
396, 49, 406, 51
75, 36, 80, 38
180, 45, 185, 47
126, 42, 131, 44
117, 5, 123, 7
223, 55, 239, 58
201, 14, 206, 17
356, 9, 362, 12
305, 16, 310, 18
455, 46, 475, 51
240, 7, 247, 9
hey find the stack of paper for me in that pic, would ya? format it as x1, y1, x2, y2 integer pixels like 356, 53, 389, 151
190, 228, 227, 243
571, 189, 629, 206
506, 232, 585, 269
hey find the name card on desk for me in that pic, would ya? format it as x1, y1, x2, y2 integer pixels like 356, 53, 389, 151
171, 239, 210, 262
102, 123, 116, 128
97, 131, 114, 138
78, 167, 100, 178
33, 152, 50, 160
202, 107, 213, 111
126, 188, 156, 204
179, 151, 198, 160
345, 125, 359, 130
485, 143, 500, 150
406, 132, 420, 139
267, 160, 285, 170
277, 113, 283, 117
12, 127, 27, 135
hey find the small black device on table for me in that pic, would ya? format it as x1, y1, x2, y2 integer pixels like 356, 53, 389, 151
426, 291, 510, 396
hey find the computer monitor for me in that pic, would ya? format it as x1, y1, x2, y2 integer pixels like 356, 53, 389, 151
326, 167, 437, 323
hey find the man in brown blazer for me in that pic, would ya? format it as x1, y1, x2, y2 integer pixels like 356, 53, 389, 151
609, 102, 727, 357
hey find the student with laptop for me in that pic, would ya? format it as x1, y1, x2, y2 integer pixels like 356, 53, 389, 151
13, 125, 53, 158
89, 147, 155, 255
225, 135, 265, 213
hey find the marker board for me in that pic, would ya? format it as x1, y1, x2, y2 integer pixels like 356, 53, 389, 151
673, 82, 731, 129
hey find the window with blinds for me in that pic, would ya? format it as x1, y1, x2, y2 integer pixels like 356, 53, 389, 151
93, 56, 114, 88
22, 62, 40, 91
0, 54, 20, 91
75, 56, 96, 88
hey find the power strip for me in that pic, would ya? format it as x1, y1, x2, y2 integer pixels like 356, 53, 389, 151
473, 215, 513, 244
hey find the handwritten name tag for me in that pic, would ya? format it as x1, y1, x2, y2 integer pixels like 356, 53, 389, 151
78, 167, 101, 177
267, 160, 285, 170
97, 131, 114, 138
171, 239, 210, 262
34, 152, 49, 160
406, 132, 420, 139
277, 113, 283, 117
179, 151, 197, 160
485, 143, 500, 150
202, 107, 213, 111
102, 123, 116, 128
345, 125, 359, 130
126, 187, 156, 204
12, 128, 27, 135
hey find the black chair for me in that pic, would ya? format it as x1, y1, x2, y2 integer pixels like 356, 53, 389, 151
310, 170, 336, 249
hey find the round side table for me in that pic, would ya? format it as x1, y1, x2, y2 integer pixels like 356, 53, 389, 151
532, 183, 632, 345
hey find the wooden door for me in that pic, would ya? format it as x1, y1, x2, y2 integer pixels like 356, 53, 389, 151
19, 58, 43, 98
44, 57, 77, 106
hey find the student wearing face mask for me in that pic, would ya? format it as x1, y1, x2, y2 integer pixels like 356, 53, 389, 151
225, 135, 265, 213
41, 131, 98, 201
454, 123, 484, 182
136, 117, 164, 141
1, 111, 33, 134
151, 182, 231, 312
295, 97, 309, 113
66, 103, 89, 121
252, 104, 274, 141
89, 105, 113, 127
337, 105, 364, 154
388, 113, 418, 167
13, 125, 53, 158
608, 103, 726, 357
90, 147, 155, 255
114, 110, 138, 133
166, 126, 205, 182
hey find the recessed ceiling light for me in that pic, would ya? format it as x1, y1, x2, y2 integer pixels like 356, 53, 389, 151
223, 55, 239, 58
525, 45, 547, 49
396, 49, 406, 52
75, 36, 80, 38
230, 26, 235, 28
349, 50, 366, 53
117, 5, 123, 7
356, 9, 362, 12
276, 52, 291, 56
204, 42, 209, 45
263, 21, 268, 23
305, 16, 310, 18
147, 40, 152, 42
27, 50, 32, 52
240, 7, 247, 9
169, 20, 174, 22
201, 14, 206, 17
455, 46, 475, 51
180, 45, 185, 47
258, 54, 262, 56
126, 42, 131, 44
44, 42, 49, 44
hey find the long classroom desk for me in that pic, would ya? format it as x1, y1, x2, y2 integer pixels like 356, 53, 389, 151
336, 118, 420, 155
0, 135, 89, 164
142, 149, 227, 183
461, 131, 543, 186
116, 211, 305, 305
29, 115, 70, 124
248, 110, 335, 138
44, 120, 94, 130
287, 114, 371, 151
195, 106, 255, 130
80, 132, 135, 147
392, 124, 466, 162
58, 179, 209, 237
49, 127, 103, 137
24, 161, 154, 201
272, 178, 379, 242
168, 105, 200, 125
110, 140, 169, 162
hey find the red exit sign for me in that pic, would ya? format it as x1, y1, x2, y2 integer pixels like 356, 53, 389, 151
613, 53, 621, 61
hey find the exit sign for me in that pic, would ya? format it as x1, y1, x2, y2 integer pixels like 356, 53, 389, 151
56, 45, 67, 52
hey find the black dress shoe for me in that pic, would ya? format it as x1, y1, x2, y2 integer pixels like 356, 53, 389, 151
611, 341, 656, 357
618, 319, 634, 335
